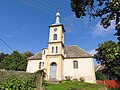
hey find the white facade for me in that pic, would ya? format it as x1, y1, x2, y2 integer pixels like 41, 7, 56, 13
26, 11, 96, 83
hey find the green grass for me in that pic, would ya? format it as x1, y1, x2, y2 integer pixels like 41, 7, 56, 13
108, 88, 120, 90
44, 80, 106, 90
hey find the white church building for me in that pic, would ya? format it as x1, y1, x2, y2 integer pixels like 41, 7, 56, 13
26, 12, 96, 83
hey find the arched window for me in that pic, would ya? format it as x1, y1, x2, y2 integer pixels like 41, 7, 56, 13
52, 47, 54, 53
73, 61, 78, 69
53, 34, 57, 40
39, 62, 41, 69
42, 62, 44, 67
56, 46, 58, 53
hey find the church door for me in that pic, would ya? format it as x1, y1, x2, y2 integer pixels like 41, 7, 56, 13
50, 62, 57, 80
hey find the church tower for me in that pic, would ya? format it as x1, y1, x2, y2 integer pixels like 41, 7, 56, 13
46, 11, 65, 80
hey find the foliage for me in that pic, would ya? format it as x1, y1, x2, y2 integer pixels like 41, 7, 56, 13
0, 52, 9, 62
95, 72, 106, 80
65, 76, 72, 81
70, 0, 120, 42
0, 51, 27, 71
0, 76, 36, 90
79, 77, 85, 82
72, 78, 78, 83
94, 41, 120, 81
23, 51, 34, 59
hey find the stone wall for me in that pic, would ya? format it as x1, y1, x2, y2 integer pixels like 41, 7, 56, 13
0, 69, 42, 90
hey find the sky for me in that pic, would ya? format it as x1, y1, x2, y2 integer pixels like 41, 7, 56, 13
0, 0, 117, 64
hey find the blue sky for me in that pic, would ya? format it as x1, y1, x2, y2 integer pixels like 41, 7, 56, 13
0, 0, 117, 64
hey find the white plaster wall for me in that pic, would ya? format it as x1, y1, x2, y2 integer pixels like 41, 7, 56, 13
49, 26, 62, 42
26, 60, 41, 73
42, 49, 48, 60
64, 58, 96, 83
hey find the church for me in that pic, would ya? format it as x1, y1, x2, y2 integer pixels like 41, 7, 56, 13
26, 11, 96, 83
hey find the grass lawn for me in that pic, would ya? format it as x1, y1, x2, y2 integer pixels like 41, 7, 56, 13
44, 81, 106, 90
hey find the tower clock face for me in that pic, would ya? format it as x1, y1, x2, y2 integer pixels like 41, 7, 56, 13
54, 28, 57, 32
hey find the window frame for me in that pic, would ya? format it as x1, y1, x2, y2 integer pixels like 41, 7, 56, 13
73, 61, 78, 69
53, 34, 57, 40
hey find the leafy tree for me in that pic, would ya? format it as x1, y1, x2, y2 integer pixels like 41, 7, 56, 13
0, 51, 27, 71
70, 0, 120, 42
23, 51, 34, 59
94, 41, 120, 81
0, 52, 9, 62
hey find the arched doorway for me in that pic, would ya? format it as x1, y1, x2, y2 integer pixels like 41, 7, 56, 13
50, 62, 57, 80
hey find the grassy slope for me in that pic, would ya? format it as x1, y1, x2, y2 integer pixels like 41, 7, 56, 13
45, 81, 106, 90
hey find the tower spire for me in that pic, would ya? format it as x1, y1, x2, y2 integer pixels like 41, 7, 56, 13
55, 11, 60, 24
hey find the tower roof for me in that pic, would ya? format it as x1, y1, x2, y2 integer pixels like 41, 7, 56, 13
53, 11, 61, 25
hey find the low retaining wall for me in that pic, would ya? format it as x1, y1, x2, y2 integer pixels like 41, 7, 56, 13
0, 69, 35, 83
0, 69, 42, 90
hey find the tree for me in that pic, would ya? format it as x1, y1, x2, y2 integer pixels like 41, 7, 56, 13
23, 51, 34, 59
94, 41, 120, 81
0, 52, 9, 62
0, 51, 27, 71
70, 0, 120, 42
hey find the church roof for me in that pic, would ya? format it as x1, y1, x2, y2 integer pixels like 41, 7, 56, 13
28, 52, 42, 60
64, 45, 92, 58
28, 45, 92, 60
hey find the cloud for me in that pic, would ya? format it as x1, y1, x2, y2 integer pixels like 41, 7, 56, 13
92, 21, 115, 36
88, 49, 97, 56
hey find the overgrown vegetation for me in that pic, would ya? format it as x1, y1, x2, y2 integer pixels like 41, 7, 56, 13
96, 72, 106, 80
94, 41, 120, 81
0, 51, 34, 71
0, 76, 36, 90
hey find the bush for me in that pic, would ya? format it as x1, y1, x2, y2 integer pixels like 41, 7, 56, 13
95, 72, 106, 80
72, 78, 78, 82
79, 77, 85, 82
65, 76, 72, 81
0, 76, 36, 90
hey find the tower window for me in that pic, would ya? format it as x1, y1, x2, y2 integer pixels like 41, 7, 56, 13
56, 46, 58, 53
73, 61, 78, 69
52, 47, 54, 53
53, 34, 57, 40
44, 50, 45, 54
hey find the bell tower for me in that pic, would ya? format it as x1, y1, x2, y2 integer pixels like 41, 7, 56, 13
48, 11, 65, 55
46, 11, 65, 81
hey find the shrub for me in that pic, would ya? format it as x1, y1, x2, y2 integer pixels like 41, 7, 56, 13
79, 77, 85, 82
95, 72, 106, 80
72, 78, 78, 82
65, 76, 72, 81
0, 76, 36, 90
